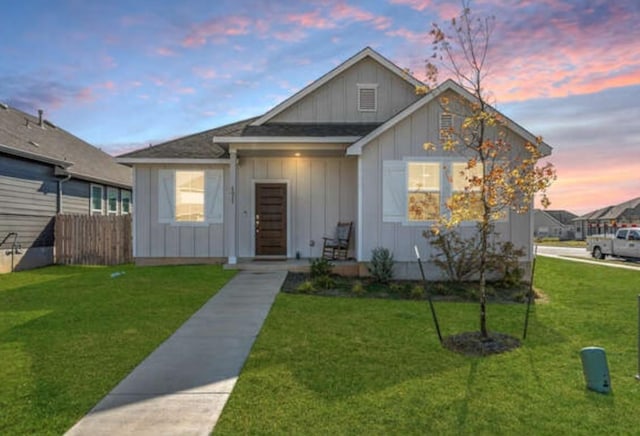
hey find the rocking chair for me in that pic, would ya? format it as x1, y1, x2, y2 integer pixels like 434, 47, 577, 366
322, 221, 352, 260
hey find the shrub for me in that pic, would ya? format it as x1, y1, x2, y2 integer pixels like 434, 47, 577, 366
410, 284, 425, 300
367, 247, 395, 284
310, 257, 333, 278
351, 280, 365, 296
296, 281, 316, 294
313, 275, 336, 290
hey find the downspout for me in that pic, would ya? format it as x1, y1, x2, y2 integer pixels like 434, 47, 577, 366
56, 171, 71, 213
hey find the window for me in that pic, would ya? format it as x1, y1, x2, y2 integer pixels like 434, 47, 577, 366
629, 230, 640, 241
121, 191, 131, 215
107, 187, 118, 215
357, 84, 378, 112
617, 230, 628, 240
176, 171, 205, 222
90, 184, 103, 214
440, 113, 453, 142
382, 159, 495, 224
407, 162, 440, 221
450, 162, 484, 221
158, 169, 223, 224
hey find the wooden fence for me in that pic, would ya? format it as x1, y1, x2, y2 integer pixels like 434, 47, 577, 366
55, 214, 132, 265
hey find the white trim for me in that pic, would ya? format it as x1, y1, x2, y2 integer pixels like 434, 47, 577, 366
356, 156, 363, 261
251, 179, 292, 258
215, 136, 360, 144
228, 150, 238, 265
131, 173, 136, 258
90, 184, 104, 215
250, 47, 424, 126
116, 158, 230, 165
121, 190, 132, 215
106, 186, 119, 215
346, 79, 553, 156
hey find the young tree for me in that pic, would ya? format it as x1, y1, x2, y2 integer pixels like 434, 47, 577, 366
420, 1, 555, 338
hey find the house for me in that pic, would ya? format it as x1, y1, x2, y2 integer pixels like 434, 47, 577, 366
117, 47, 551, 278
0, 104, 132, 273
573, 197, 640, 239
534, 209, 577, 240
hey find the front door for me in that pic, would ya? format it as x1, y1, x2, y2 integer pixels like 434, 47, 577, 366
255, 183, 287, 256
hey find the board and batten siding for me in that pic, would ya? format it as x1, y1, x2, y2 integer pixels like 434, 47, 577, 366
236, 157, 357, 258
359, 96, 533, 273
271, 58, 419, 124
133, 165, 229, 259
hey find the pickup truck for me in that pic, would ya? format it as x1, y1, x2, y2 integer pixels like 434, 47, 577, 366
587, 228, 640, 260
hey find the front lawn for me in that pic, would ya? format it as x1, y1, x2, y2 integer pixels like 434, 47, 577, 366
0, 264, 235, 435
215, 257, 640, 434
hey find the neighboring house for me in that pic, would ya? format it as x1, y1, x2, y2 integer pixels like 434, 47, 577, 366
0, 104, 132, 273
574, 197, 640, 239
534, 209, 577, 240
118, 47, 552, 278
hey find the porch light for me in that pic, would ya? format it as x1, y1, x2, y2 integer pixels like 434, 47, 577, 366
294, 152, 301, 157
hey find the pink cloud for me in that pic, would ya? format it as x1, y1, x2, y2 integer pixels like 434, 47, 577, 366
155, 47, 176, 57
75, 87, 94, 103
193, 67, 218, 80
331, 3, 392, 30
286, 11, 336, 29
386, 27, 429, 43
182, 16, 251, 47
389, 0, 431, 11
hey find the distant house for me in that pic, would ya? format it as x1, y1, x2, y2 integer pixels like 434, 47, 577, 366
574, 197, 640, 239
118, 47, 552, 279
534, 209, 577, 240
0, 104, 132, 272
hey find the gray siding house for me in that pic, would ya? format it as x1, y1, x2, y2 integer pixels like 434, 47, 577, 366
118, 47, 552, 278
534, 209, 577, 240
0, 104, 132, 272
574, 197, 640, 239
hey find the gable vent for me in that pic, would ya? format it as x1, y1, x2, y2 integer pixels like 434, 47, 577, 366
358, 84, 378, 112
439, 112, 453, 141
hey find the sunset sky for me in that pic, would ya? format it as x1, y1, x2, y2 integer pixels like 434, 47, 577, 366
1, 0, 639, 215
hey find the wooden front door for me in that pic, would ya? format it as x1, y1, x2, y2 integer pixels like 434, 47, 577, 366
255, 183, 287, 256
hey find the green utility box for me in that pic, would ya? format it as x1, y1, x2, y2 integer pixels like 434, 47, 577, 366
580, 347, 611, 394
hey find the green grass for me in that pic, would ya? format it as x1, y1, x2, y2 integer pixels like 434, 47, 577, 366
215, 257, 640, 434
0, 264, 235, 435
536, 238, 586, 248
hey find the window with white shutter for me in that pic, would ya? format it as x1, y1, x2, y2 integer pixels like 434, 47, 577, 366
158, 169, 224, 224
358, 84, 378, 112
382, 161, 406, 222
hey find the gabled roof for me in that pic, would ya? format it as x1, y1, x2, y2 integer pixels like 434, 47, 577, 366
250, 47, 423, 126
0, 104, 131, 188
241, 122, 381, 137
537, 209, 577, 226
576, 197, 640, 221
346, 79, 553, 156
117, 117, 257, 163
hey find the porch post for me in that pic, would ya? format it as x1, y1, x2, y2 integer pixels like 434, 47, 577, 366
228, 150, 237, 264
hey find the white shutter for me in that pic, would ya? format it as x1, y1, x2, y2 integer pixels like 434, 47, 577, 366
158, 170, 175, 223
205, 169, 224, 223
382, 161, 406, 222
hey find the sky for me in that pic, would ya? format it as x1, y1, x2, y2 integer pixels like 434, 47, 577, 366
1, 0, 639, 215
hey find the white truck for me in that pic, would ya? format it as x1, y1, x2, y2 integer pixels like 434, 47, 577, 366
587, 228, 640, 260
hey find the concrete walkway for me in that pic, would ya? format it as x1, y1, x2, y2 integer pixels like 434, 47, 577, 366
538, 253, 640, 271
66, 270, 287, 436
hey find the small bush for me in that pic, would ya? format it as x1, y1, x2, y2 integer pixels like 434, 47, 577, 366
310, 257, 334, 278
351, 280, 365, 296
389, 283, 404, 295
313, 275, 336, 290
296, 281, 316, 294
367, 247, 395, 284
410, 284, 425, 300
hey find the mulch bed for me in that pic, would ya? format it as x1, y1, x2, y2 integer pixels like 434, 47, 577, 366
443, 331, 522, 356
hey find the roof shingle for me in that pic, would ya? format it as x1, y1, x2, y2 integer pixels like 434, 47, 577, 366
0, 105, 131, 187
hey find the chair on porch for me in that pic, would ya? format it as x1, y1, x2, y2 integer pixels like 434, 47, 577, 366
322, 221, 353, 260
